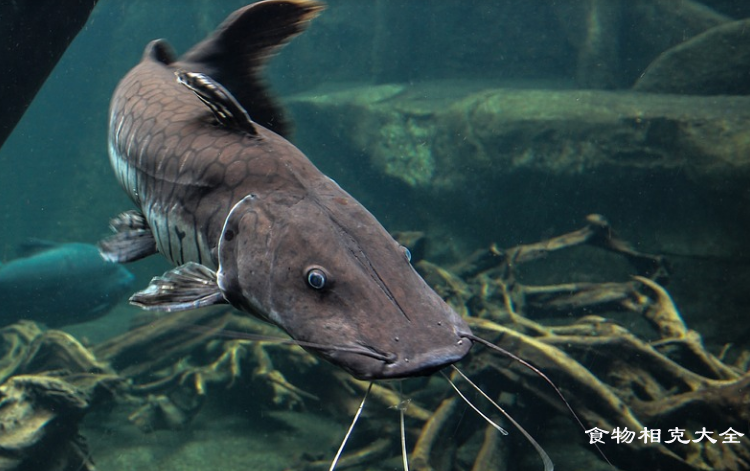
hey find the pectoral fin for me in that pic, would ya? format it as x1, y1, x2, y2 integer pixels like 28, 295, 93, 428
99, 210, 158, 263
130, 262, 226, 312
175, 70, 258, 136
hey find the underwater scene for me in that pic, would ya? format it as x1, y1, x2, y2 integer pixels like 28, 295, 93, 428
1, 0, 749, 470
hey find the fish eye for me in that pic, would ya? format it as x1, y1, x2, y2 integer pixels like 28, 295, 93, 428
306, 268, 327, 290
402, 246, 412, 263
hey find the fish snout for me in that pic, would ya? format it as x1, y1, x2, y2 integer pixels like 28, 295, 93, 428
329, 334, 473, 381
384, 337, 473, 379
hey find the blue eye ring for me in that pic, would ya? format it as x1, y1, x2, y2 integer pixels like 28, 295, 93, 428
403, 246, 412, 263
306, 268, 327, 290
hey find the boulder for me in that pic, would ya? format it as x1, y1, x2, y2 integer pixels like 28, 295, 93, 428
288, 82, 750, 258
552, 0, 730, 89
634, 18, 750, 95
291, 82, 750, 194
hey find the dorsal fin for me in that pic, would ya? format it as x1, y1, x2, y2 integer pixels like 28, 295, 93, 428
176, 0, 324, 138
15, 238, 59, 258
143, 39, 176, 65
175, 70, 258, 136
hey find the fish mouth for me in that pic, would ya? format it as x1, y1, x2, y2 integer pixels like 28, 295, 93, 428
322, 337, 473, 381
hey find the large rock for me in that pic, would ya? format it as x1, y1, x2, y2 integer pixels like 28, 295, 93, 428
633, 18, 750, 95
291, 82, 750, 194
552, 0, 730, 89
288, 82, 750, 257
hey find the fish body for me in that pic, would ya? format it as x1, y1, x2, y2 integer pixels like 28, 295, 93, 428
0, 242, 134, 327
101, 0, 472, 380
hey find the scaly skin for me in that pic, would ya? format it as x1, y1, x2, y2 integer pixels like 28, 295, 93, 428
109, 49, 314, 268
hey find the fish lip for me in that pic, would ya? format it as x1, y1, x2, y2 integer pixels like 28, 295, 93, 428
384, 339, 473, 379
341, 337, 473, 381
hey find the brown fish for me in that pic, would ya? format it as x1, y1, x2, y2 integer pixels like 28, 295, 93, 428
99, 0, 472, 381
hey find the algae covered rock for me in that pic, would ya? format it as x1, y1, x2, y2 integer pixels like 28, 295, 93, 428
0, 375, 93, 471
290, 83, 750, 194
437, 88, 750, 191
288, 81, 750, 264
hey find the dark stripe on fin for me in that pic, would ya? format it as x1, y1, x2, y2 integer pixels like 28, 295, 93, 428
176, 70, 258, 136
178, 0, 324, 138
130, 262, 226, 312
108, 210, 150, 232
98, 210, 158, 263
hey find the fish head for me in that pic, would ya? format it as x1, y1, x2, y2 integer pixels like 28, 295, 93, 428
59, 244, 136, 322
69, 243, 136, 294
217, 192, 473, 380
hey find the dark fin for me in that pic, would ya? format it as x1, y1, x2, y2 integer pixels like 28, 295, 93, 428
98, 210, 158, 263
143, 39, 177, 65
108, 209, 151, 232
175, 70, 258, 136
130, 262, 226, 312
178, 0, 324, 138
15, 238, 59, 258
99, 231, 157, 263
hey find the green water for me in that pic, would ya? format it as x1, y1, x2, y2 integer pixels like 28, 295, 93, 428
1, 2, 749, 470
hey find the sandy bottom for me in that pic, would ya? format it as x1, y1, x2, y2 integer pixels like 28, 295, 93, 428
83, 403, 356, 471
